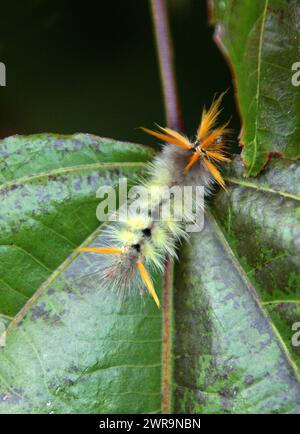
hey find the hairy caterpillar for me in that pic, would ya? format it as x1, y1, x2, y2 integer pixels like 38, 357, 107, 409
77, 93, 230, 308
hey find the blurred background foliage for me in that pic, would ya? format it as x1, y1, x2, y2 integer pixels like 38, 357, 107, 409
0, 0, 239, 149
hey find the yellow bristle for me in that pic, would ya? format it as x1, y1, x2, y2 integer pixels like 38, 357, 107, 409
77, 247, 122, 254
164, 220, 186, 239
137, 260, 160, 308
125, 215, 151, 231
151, 225, 168, 248
150, 162, 172, 186
197, 90, 227, 140
117, 229, 139, 245
144, 183, 166, 212
141, 126, 191, 150
142, 241, 164, 271
157, 168, 171, 185
147, 183, 166, 199
151, 224, 176, 257
138, 198, 152, 215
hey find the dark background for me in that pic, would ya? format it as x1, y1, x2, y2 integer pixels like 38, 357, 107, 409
0, 0, 240, 149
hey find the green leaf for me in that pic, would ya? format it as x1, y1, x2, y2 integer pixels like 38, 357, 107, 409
211, 0, 300, 176
212, 156, 300, 370
0, 231, 164, 413
0, 134, 155, 316
173, 212, 300, 413
0, 137, 300, 413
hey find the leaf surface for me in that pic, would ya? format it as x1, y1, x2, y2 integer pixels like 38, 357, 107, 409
0, 134, 154, 317
173, 211, 300, 413
212, 156, 300, 371
0, 138, 300, 413
211, 0, 300, 176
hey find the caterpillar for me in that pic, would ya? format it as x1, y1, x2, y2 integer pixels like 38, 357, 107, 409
77, 92, 230, 308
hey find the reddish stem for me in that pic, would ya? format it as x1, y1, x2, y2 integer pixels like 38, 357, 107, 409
150, 0, 183, 414
150, 0, 184, 131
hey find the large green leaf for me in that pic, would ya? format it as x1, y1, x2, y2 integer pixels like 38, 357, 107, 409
0, 230, 164, 413
0, 134, 154, 317
0, 137, 299, 413
173, 212, 300, 413
210, 0, 300, 176
212, 156, 300, 369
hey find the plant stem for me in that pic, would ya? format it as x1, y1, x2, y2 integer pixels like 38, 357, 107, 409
150, 0, 184, 131
150, 0, 183, 415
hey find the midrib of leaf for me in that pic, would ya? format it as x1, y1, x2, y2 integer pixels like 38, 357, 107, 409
225, 176, 300, 202
0, 161, 147, 193
247, 0, 268, 175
